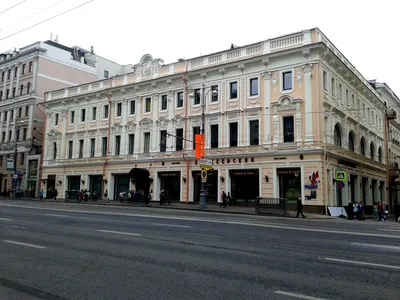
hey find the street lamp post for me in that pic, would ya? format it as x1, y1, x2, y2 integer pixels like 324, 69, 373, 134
190, 84, 218, 209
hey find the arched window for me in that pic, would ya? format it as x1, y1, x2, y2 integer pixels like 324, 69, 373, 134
360, 137, 366, 156
334, 124, 342, 147
378, 146, 383, 163
27, 82, 31, 93
348, 131, 355, 152
370, 142, 375, 160
20, 84, 24, 95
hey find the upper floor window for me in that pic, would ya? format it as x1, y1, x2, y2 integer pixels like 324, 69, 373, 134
6, 89, 9, 99
145, 97, 151, 113
29, 62, 33, 73
7, 70, 11, 80
0, 91, 2, 100
211, 85, 218, 102
1, 71, 4, 82
54, 113, 59, 126
25, 106, 29, 118
323, 70, 328, 91
90, 138, 95, 157
193, 126, 200, 150
338, 83, 342, 100
128, 134, 135, 154
70, 111, 75, 124
92, 107, 97, 120
160, 130, 167, 152
175, 129, 183, 151
23, 128, 27, 140
103, 105, 109, 119
331, 78, 336, 96
282, 71, 293, 91
229, 122, 238, 147
250, 78, 258, 96
283, 116, 294, 143
230, 82, 238, 99
104, 70, 109, 78
27, 82, 31, 93
14, 67, 18, 77
22, 64, 26, 75
79, 140, 84, 158
68, 141, 73, 159
130, 100, 135, 115
81, 109, 86, 122
345, 89, 349, 106
18, 107, 22, 118
194, 89, 201, 105
249, 120, 259, 145
210, 124, 219, 148
115, 135, 121, 156
12, 87, 16, 98
177, 92, 184, 108
116, 103, 122, 117
351, 94, 355, 108
161, 95, 168, 111
53, 142, 57, 159
102, 137, 108, 156
143, 132, 150, 153
20, 85, 24, 95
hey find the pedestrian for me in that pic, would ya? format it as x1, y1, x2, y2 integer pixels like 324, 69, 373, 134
394, 202, 400, 223
358, 201, 365, 221
39, 189, 44, 200
119, 191, 124, 203
296, 198, 305, 218
53, 187, 58, 200
227, 192, 232, 206
377, 202, 383, 221
104, 190, 109, 202
373, 203, 378, 221
160, 190, 166, 205
93, 190, 97, 202
353, 202, 359, 220
220, 191, 227, 208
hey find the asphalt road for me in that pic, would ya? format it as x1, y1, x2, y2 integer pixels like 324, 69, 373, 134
0, 200, 399, 300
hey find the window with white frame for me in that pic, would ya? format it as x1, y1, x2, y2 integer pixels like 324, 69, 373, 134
331, 77, 336, 96
54, 113, 59, 126
229, 122, 238, 147
211, 85, 218, 102
130, 100, 135, 115
177, 92, 184, 108
161, 95, 168, 111
249, 120, 259, 145
282, 71, 293, 91
338, 83, 342, 100
90, 138, 95, 157
145, 97, 151, 113
115, 135, 121, 155
230, 82, 238, 99
103, 105, 109, 119
116, 103, 122, 117
79, 140, 84, 158
194, 89, 201, 105
70, 111, 75, 124
68, 141, 73, 159
250, 78, 258, 96
81, 109, 86, 122
92, 107, 97, 121
323, 70, 328, 91
210, 124, 219, 148
283, 116, 294, 143
144, 132, 150, 153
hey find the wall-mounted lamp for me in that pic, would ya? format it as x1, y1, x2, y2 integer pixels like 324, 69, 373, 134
333, 178, 337, 184
41, 179, 47, 185
264, 175, 269, 183
149, 177, 154, 183
220, 176, 225, 183
57, 178, 62, 185
103, 176, 107, 184
182, 176, 187, 183
81, 179, 85, 185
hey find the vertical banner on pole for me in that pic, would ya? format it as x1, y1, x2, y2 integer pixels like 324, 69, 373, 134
195, 134, 205, 159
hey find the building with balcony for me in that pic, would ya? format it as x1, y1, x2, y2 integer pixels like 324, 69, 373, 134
41, 28, 394, 213
0, 40, 132, 197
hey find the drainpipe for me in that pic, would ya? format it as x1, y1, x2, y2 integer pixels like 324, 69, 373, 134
102, 78, 113, 200
36, 99, 47, 198
182, 61, 190, 203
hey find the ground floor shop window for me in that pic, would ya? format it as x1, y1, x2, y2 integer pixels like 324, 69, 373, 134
277, 168, 301, 201
158, 171, 181, 201
192, 170, 218, 202
114, 174, 130, 200
229, 169, 259, 203
89, 175, 102, 198
46, 174, 56, 198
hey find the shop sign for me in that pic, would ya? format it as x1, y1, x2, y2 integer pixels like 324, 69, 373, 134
230, 171, 257, 176
304, 184, 318, 189
199, 158, 213, 170
159, 172, 180, 177
195, 157, 255, 166
277, 169, 300, 175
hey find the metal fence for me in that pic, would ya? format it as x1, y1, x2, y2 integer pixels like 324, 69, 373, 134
255, 197, 290, 216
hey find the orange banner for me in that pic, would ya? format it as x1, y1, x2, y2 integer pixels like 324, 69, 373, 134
195, 134, 204, 159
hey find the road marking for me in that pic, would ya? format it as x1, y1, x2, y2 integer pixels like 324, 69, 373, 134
97, 229, 141, 236
2, 203, 400, 239
324, 258, 400, 270
45, 213, 71, 218
351, 242, 400, 250
3, 240, 46, 249
274, 290, 328, 300
378, 229, 400, 232
152, 223, 191, 228
0, 218, 12, 221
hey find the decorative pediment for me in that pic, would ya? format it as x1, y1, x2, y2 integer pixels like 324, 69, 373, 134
47, 129, 60, 138
171, 114, 184, 126
111, 122, 123, 133
140, 117, 153, 130
156, 116, 169, 129
126, 120, 137, 131
245, 107, 262, 117
207, 113, 221, 122
274, 96, 303, 111
225, 110, 240, 120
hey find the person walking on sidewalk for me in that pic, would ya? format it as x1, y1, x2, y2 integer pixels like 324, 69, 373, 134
220, 191, 227, 208
39, 189, 44, 200
296, 198, 305, 218
53, 188, 58, 200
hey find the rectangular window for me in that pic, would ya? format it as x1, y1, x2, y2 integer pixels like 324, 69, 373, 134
177, 92, 184, 108
130, 100, 135, 115
331, 78, 336, 96
7, 70, 11, 80
81, 109, 86, 122
250, 78, 258, 96
193, 126, 200, 150
9, 130, 12, 141
194, 89, 201, 105
10, 110, 13, 120
210, 124, 219, 148
128, 134, 135, 154
53, 142, 57, 159
70, 111, 75, 124
25, 105, 29, 117
27, 82, 31, 93
2, 132, 5, 142
0, 91, 2, 100
144, 132, 150, 153
68, 141, 73, 159
104, 70, 109, 78
211, 85, 218, 102
20, 153, 24, 165
116, 103, 122, 117
323, 70, 328, 91
249, 120, 259, 145
176, 128, 183, 151
14, 67, 18, 77
16, 129, 20, 141
79, 140, 84, 158
6, 89, 9, 99
346, 89, 349, 106
19, 85, 23, 95
1, 71, 4, 81
12, 87, 16, 98
54, 113, 59, 126
18, 107, 22, 118
230, 82, 238, 99
161, 95, 168, 110
3, 111, 6, 122
102, 137, 108, 156
22, 64, 26, 75
29, 62, 33, 72
338, 84, 342, 100
282, 71, 293, 91
145, 97, 151, 113
229, 122, 238, 147
115, 135, 121, 156
283, 116, 294, 143
92, 107, 97, 120
160, 130, 167, 152
23, 128, 27, 140
90, 138, 95, 157
104, 105, 109, 119
351, 94, 355, 108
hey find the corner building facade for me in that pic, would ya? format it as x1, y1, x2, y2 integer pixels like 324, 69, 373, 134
42, 28, 391, 213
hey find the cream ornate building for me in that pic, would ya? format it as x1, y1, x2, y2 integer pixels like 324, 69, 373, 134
42, 28, 395, 213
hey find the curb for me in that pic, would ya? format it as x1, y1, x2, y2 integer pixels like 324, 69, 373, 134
0, 198, 333, 219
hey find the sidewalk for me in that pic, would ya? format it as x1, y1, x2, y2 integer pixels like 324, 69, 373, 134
0, 197, 335, 219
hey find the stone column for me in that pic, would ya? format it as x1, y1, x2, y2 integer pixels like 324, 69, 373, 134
121, 98, 128, 155
60, 110, 67, 159
263, 72, 271, 145
27, 105, 34, 139
151, 93, 159, 152
135, 97, 141, 153
167, 91, 174, 152
303, 63, 313, 143
32, 59, 38, 93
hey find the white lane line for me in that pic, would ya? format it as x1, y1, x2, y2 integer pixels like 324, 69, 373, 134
3, 240, 46, 249
45, 213, 70, 218
324, 258, 400, 270
274, 290, 328, 300
152, 223, 191, 228
97, 229, 141, 236
351, 242, 400, 250
0, 218, 12, 221
2, 203, 400, 239
378, 229, 400, 232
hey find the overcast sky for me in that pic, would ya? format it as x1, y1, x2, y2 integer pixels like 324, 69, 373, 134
1, 0, 398, 95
